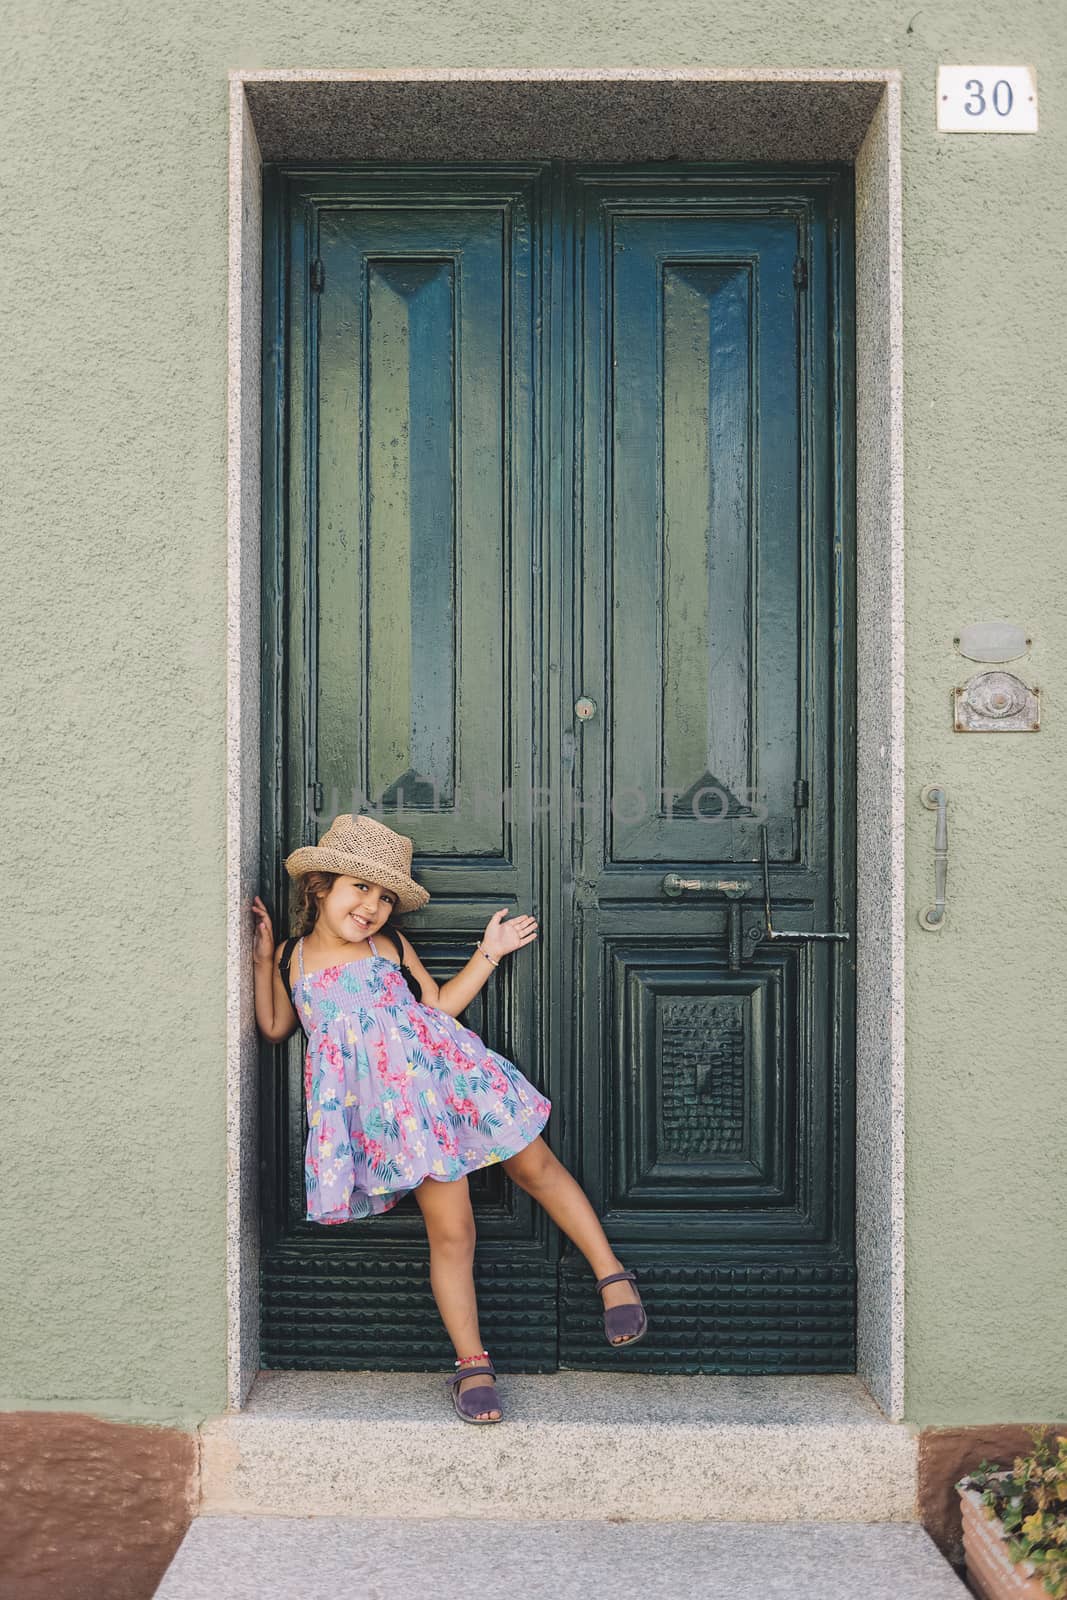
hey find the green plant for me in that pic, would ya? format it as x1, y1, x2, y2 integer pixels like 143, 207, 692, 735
959, 1427, 1067, 1599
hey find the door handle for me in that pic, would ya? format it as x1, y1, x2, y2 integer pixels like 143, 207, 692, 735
661, 873, 753, 973
918, 783, 947, 930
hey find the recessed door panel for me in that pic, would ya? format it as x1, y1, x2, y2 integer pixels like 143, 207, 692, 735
313, 203, 530, 860
608, 214, 801, 863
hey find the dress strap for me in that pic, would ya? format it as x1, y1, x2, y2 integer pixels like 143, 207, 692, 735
281, 935, 310, 1040
280, 936, 298, 1010
368, 935, 378, 955
297, 934, 307, 986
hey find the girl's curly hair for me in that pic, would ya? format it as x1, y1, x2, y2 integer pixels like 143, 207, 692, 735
288, 871, 338, 936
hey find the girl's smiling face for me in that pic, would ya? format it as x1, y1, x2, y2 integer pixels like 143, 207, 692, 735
319, 874, 398, 942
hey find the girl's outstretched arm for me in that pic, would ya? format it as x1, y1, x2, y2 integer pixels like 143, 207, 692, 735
401, 909, 538, 1018
405, 934, 488, 1018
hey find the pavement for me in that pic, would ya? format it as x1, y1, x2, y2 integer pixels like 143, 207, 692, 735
153, 1513, 968, 1599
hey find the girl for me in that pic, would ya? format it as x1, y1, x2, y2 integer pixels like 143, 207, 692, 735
252, 811, 647, 1425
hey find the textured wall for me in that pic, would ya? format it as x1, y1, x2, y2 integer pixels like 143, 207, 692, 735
1, 3, 1064, 1427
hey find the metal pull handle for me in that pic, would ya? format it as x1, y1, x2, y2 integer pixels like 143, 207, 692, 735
918, 783, 947, 930
758, 826, 850, 946
661, 873, 753, 973
661, 875, 752, 896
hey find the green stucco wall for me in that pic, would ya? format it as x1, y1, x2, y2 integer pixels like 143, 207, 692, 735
2, 3, 1064, 1429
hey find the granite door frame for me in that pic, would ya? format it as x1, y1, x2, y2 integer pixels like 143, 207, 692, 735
225, 67, 905, 1418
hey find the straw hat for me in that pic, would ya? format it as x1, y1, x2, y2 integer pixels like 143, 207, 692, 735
284, 814, 430, 913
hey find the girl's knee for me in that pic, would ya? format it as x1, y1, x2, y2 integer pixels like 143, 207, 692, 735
427, 1214, 477, 1255
415, 1177, 477, 1253
506, 1138, 558, 1191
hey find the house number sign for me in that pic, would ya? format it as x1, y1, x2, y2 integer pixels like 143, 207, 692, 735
937, 66, 1038, 132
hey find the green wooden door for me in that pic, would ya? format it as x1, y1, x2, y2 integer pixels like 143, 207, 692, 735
260, 162, 856, 1374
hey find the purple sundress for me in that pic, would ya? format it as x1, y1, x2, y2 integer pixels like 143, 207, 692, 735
294, 934, 552, 1224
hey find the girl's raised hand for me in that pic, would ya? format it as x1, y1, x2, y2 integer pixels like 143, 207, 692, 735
251, 895, 276, 967
481, 907, 538, 963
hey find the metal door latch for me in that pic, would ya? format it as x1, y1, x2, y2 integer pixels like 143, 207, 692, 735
756, 825, 850, 949
661, 826, 850, 971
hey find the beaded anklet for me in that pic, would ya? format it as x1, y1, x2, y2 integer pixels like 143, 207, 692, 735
454, 1349, 491, 1369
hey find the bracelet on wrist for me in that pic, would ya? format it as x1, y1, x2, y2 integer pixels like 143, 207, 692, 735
476, 942, 500, 968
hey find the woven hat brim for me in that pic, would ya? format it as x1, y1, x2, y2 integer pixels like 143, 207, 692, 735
283, 847, 430, 913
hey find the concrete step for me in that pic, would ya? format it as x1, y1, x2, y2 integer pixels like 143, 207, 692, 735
199, 1371, 919, 1522
154, 1514, 966, 1599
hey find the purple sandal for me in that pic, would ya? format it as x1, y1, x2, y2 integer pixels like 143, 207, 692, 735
595, 1268, 648, 1347
445, 1357, 503, 1424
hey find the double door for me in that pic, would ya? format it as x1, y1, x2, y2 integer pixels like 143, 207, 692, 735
260, 161, 857, 1372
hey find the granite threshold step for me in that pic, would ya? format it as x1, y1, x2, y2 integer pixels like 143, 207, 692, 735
199, 1370, 920, 1523
154, 1514, 966, 1600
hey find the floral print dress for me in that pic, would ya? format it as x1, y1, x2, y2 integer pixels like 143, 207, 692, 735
295, 934, 552, 1224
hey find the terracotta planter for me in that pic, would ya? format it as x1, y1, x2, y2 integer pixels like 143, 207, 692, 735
958, 1482, 1052, 1600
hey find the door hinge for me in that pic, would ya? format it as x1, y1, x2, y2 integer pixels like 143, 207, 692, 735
311, 781, 324, 812
310, 258, 325, 293
793, 256, 807, 289
793, 778, 809, 808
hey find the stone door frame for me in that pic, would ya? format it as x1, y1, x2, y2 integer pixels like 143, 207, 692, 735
224, 67, 905, 1418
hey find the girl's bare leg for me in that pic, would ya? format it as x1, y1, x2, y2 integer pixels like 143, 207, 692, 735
412, 1173, 500, 1419
501, 1136, 642, 1342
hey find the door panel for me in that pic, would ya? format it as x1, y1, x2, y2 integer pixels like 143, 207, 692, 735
260, 162, 856, 1374
607, 212, 800, 862
313, 202, 528, 855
